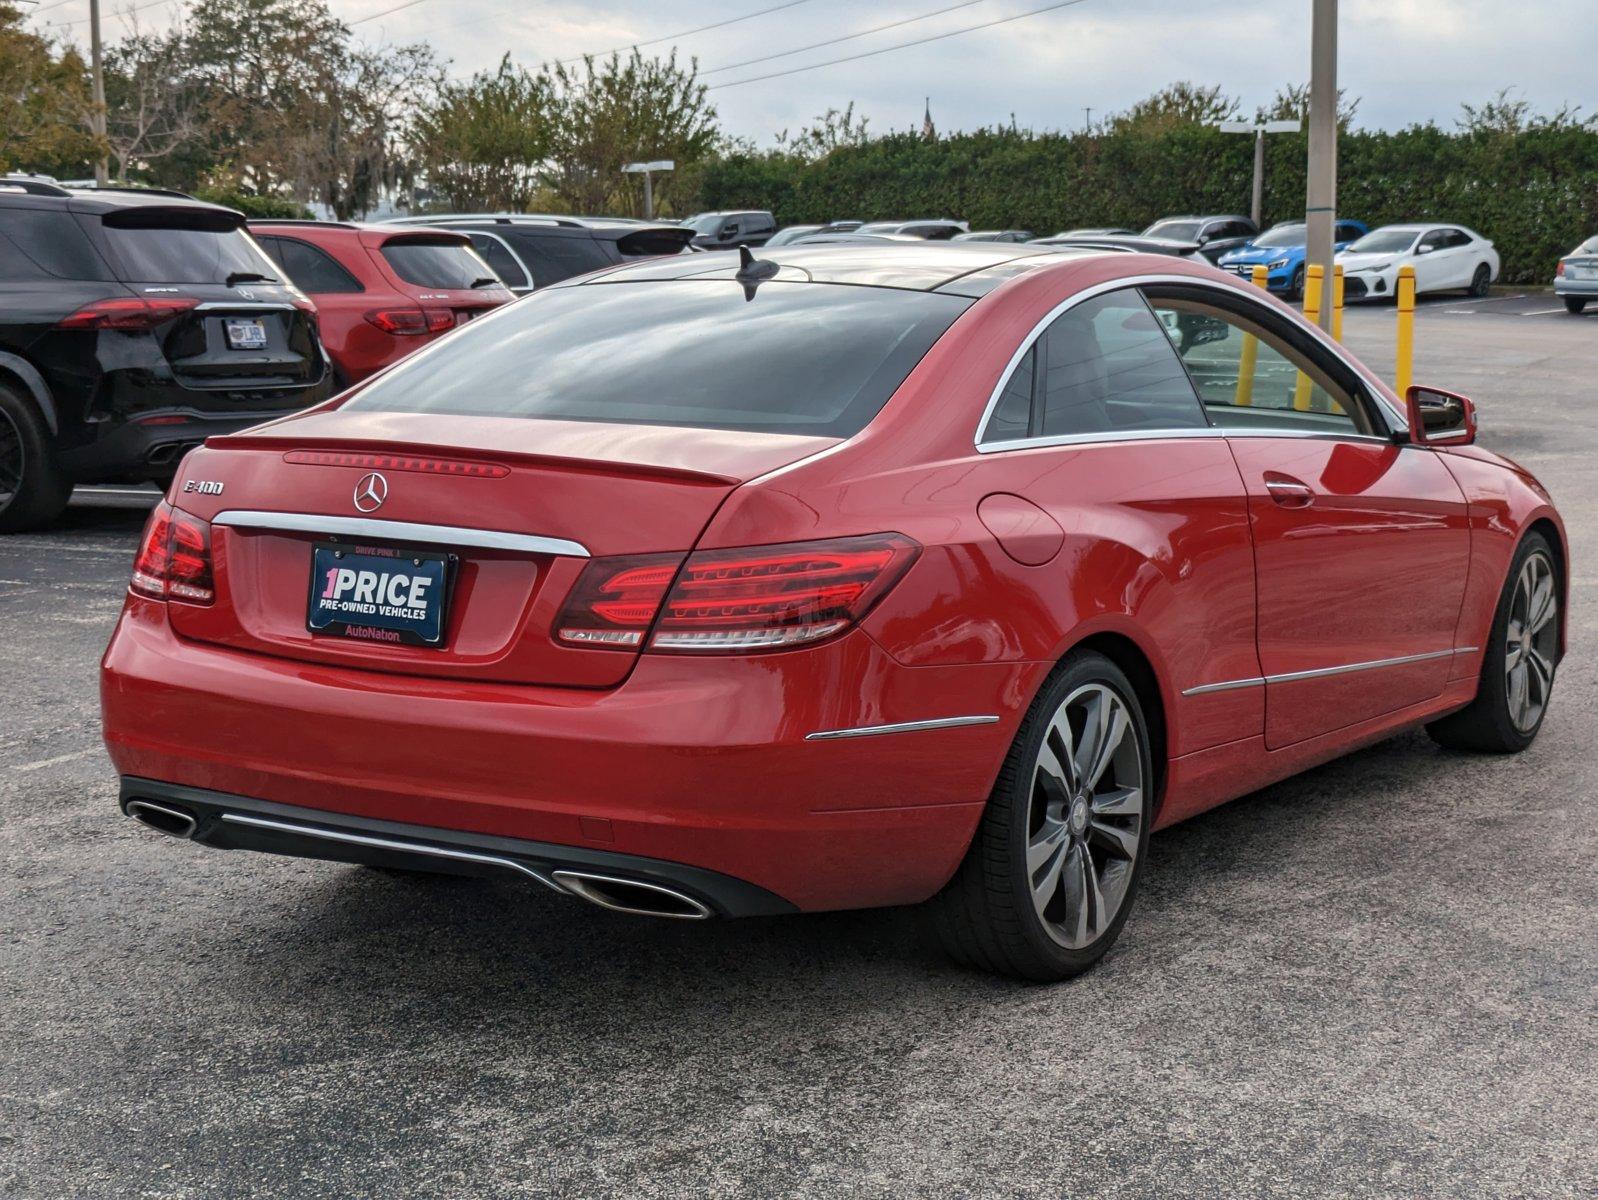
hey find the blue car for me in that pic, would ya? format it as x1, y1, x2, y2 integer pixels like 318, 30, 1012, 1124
1217, 219, 1368, 298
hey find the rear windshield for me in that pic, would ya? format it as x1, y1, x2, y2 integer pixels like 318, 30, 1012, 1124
346, 280, 971, 437
380, 240, 497, 289
101, 223, 279, 284
1142, 220, 1201, 241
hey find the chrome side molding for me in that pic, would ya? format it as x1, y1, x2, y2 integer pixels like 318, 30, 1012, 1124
805, 715, 1001, 741
212, 511, 590, 557
1182, 647, 1480, 697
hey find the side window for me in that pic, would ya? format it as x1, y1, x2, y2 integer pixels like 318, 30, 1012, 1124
0, 206, 113, 281
1144, 291, 1372, 436
265, 237, 362, 293
1442, 229, 1471, 248
983, 346, 1036, 443
1336, 222, 1363, 242
1037, 290, 1207, 437
1417, 230, 1445, 253
467, 234, 529, 288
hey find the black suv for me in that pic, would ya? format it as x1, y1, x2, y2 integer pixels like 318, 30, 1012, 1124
1139, 214, 1259, 263
387, 215, 694, 295
680, 210, 777, 250
0, 178, 332, 531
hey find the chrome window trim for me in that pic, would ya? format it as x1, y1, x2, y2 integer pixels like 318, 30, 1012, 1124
1181, 647, 1479, 697
463, 228, 534, 290
806, 715, 1001, 741
219, 813, 565, 892
972, 272, 1407, 452
212, 510, 590, 557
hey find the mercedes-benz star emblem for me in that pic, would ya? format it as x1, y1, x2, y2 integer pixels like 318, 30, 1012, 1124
353, 471, 388, 513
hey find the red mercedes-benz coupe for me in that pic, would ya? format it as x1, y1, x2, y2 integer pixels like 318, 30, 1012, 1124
101, 242, 1566, 979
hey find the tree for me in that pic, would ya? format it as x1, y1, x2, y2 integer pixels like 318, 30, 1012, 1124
774, 103, 870, 161
101, 21, 201, 182
411, 56, 553, 212
1457, 87, 1593, 134
1109, 82, 1239, 135
1259, 83, 1360, 131
545, 50, 718, 216
0, 2, 99, 174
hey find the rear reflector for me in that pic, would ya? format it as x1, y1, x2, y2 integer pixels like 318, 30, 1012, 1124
555, 534, 919, 654
283, 450, 510, 478
130, 500, 215, 604
364, 307, 453, 336
57, 296, 200, 331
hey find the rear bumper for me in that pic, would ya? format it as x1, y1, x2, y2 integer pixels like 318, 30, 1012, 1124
1553, 280, 1598, 298
101, 597, 1032, 911
61, 410, 316, 482
119, 778, 795, 918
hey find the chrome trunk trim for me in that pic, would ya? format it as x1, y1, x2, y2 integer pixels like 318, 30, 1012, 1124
212, 510, 590, 557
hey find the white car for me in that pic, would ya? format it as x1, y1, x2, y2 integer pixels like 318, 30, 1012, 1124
1336, 224, 1500, 301
1554, 235, 1598, 314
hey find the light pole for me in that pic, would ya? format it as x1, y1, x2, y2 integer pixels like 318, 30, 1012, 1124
1216, 119, 1300, 227
621, 160, 675, 221
1305, 0, 1339, 332
87, 0, 108, 185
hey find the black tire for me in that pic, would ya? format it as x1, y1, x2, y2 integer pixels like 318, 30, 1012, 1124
1564, 297, 1587, 315
925, 650, 1154, 981
1469, 263, 1492, 298
1289, 264, 1306, 301
1427, 532, 1559, 753
0, 381, 71, 534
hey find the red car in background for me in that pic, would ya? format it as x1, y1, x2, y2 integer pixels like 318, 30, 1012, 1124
102, 243, 1567, 980
250, 222, 514, 387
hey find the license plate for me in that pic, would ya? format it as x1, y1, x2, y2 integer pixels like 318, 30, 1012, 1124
224, 318, 268, 350
307, 543, 453, 647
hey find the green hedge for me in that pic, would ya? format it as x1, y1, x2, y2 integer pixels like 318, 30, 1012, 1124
192, 188, 312, 220
700, 126, 1598, 284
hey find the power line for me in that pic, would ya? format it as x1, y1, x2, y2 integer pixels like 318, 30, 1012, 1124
349, 0, 432, 26
547, 0, 818, 66
709, 0, 1094, 89
32, 0, 82, 14
51, 0, 183, 28
701, 0, 991, 75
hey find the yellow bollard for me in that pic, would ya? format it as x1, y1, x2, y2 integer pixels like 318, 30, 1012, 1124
1395, 265, 1416, 401
1332, 264, 1345, 342
1234, 264, 1269, 406
1293, 265, 1325, 410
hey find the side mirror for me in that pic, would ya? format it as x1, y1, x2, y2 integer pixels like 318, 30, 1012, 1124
1415, 244, 1433, 255
1406, 385, 1476, 446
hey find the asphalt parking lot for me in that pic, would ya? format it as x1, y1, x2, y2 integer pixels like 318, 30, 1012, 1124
1, 294, 1594, 1198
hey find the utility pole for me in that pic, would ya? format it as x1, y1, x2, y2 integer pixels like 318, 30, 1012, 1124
1083, 107, 1093, 132
88, 0, 109, 185
1217, 119, 1300, 227
1305, 0, 1339, 332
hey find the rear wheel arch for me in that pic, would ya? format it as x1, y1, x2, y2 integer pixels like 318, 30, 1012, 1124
0, 353, 58, 435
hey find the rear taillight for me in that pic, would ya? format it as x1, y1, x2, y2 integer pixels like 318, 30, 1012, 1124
57, 296, 200, 331
130, 500, 215, 605
555, 534, 919, 654
1555, 261, 1565, 277
364, 307, 453, 336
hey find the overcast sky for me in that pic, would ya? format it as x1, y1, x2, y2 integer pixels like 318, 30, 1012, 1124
43, 0, 1598, 143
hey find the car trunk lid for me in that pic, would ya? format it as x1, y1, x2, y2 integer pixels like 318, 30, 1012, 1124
164, 412, 837, 686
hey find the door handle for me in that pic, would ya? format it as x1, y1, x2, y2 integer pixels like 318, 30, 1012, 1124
1264, 478, 1315, 508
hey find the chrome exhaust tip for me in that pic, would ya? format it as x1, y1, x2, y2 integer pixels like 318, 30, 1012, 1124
125, 799, 197, 840
552, 870, 712, 920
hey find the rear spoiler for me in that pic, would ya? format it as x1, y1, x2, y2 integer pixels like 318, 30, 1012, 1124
200, 433, 741, 487
615, 227, 696, 256
100, 204, 245, 232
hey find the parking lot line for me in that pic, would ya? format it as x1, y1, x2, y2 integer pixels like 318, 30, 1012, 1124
14, 747, 101, 773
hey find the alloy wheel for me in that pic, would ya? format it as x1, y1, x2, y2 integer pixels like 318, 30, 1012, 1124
0, 407, 23, 514
1505, 551, 1558, 733
1026, 683, 1144, 950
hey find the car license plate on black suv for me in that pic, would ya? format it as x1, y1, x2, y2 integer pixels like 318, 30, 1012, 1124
224, 317, 268, 350
307, 543, 453, 646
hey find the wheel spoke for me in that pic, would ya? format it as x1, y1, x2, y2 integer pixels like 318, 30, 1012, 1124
1088, 817, 1138, 861
1076, 692, 1127, 792
1061, 843, 1091, 944
1527, 648, 1554, 703
1090, 785, 1142, 818
1044, 710, 1081, 793
1528, 577, 1556, 633
1507, 661, 1529, 720
1028, 825, 1069, 917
